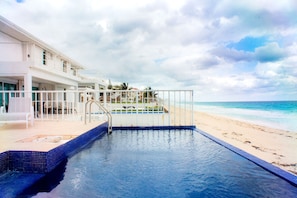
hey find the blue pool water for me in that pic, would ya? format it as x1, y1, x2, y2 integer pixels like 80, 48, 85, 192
28, 129, 297, 197
194, 101, 297, 132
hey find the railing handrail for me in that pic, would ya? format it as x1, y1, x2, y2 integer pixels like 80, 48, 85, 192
85, 100, 112, 134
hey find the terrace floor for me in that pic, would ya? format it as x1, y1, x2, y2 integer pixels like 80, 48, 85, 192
0, 120, 104, 153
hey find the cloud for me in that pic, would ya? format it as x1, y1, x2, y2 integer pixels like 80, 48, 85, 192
193, 55, 220, 69
212, 42, 288, 63
254, 60, 297, 99
255, 42, 287, 62
210, 47, 254, 62
1, 0, 297, 101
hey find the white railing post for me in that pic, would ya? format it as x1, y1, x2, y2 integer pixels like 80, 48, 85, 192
40, 92, 44, 120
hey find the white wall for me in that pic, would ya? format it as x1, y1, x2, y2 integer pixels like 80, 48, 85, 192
0, 32, 23, 61
33, 45, 77, 76
33, 45, 45, 66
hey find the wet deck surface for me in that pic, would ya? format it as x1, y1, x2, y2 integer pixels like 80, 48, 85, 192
0, 120, 104, 152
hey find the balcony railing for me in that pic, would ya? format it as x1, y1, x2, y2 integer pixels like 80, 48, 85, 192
0, 90, 193, 127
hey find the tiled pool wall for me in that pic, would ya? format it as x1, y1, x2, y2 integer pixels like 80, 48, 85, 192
0, 151, 9, 172
0, 122, 108, 174
196, 128, 297, 187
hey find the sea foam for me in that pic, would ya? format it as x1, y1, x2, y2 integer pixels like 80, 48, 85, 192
194, 101, 297, 132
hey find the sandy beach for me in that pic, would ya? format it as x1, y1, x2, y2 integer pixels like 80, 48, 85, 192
192, 110, 297, 175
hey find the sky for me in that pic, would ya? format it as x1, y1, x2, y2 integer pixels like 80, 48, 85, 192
1, 0, 297, 101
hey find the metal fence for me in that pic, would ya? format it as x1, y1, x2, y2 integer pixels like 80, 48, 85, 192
0, 90, 193, 127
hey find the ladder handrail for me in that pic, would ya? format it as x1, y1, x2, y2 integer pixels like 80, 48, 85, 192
85, 100, 112, 134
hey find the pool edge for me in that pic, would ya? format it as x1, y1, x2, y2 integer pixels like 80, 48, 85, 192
195, 128, 297, 187
112, 125, 196, 131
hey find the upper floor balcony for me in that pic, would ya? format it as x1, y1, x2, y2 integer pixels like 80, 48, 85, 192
0, 18, 84, 82
0, 41, 82, 77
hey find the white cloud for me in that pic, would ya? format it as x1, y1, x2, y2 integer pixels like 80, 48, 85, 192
255, 42, 287, 62
0, 0, 297, 101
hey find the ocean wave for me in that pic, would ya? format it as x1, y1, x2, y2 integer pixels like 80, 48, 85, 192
194, 104, 297, 132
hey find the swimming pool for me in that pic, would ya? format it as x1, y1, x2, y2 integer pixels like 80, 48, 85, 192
25, 129, 297, 197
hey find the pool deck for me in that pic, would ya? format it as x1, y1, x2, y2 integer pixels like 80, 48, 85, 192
0, 120, 104, 153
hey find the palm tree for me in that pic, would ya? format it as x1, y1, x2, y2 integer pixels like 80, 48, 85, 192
120, 82, 129, 90
107, 79, 112, 89
143, 87, 157, 102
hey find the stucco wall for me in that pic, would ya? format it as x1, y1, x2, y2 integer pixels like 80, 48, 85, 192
0, 32, 23, 61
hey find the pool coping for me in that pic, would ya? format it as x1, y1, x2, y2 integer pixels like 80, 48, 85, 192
112, 125, 196, 131
195, 128, 297, 187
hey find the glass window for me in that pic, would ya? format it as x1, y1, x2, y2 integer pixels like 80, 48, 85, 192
43, 50, 46, 65
71, 68, 77, 76
0, 82, 2, 106
63, 61, 67, 72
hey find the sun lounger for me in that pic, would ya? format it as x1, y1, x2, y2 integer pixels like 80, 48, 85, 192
0, 97, 34, 128
0, 106, 5, 113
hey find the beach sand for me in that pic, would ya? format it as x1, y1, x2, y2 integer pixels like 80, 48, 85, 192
192, 111, 297, 175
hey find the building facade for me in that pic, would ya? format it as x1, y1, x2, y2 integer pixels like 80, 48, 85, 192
0, 16, 106, 107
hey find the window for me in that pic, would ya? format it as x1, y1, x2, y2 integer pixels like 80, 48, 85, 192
63, 61, 67, 72
0, 82, 2, 106
71, 68, 77, 76
42, 50, 46, 65
1, 83, 16, 107
64, 88, 66, 101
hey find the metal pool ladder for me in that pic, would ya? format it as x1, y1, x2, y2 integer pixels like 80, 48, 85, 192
84, 100, 112, 134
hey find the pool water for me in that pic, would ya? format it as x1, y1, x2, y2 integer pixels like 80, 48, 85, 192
28, 130, 297, 197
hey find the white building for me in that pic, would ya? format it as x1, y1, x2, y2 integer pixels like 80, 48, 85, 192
0, 15, 106, 107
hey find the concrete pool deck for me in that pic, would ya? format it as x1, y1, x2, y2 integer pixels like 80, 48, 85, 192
0, 120, 105, 153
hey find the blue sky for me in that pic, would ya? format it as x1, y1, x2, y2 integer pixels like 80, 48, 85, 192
0, 0, 297, 101
227, 36, 268, 52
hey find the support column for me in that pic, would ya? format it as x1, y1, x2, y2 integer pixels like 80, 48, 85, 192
24, 73, 32, 98
94, 83, 99, 100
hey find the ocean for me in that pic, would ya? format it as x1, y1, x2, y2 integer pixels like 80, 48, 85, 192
193, 101, 297, 132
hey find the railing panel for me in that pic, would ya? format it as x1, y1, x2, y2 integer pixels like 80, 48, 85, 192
0, 90, 193, 127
